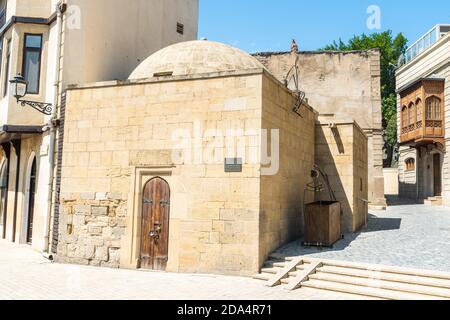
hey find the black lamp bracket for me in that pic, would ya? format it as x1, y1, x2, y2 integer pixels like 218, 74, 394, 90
18, 99, 53, 116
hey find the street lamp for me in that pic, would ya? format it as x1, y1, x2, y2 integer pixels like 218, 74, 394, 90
10, 74, 53, 116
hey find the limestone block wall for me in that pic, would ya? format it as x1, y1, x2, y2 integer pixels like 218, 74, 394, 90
383, 168, 399, 196
57, 72, 265, 276
254, 50, 384, 208
259, 74, 316, 265
315, 120, 368, 233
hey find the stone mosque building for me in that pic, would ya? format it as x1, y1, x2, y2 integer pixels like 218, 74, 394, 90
56, 40, 368, 275
1, 0, 384, 277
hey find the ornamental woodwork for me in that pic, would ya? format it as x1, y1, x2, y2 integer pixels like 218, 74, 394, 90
399, 79, 445, 146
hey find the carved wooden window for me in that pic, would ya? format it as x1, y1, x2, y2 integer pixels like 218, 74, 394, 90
405, 158, 415, 171
408, 102, 415, 125
416, 99, 422, 121
402, 106, 408, 129
426, 96, 441, 120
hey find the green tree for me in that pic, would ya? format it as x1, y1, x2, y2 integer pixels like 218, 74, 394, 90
322, 31, 408, 167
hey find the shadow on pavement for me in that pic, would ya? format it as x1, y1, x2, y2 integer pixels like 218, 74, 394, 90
385, 195, 420, 206
274, 212, 402, 257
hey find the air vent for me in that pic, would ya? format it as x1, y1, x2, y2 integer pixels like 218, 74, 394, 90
177, 22, 184, 35
153, 71, 173, 77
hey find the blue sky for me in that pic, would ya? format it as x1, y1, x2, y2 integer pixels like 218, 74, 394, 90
198, 0, 450, 53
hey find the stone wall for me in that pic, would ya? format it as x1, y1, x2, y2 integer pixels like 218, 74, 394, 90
315, 119, 368, 232
259, 74, 316, 265
383, 168, 399, 196
57, 71, 265, 276
57, 192, 128, 267
254, 50, 385, 208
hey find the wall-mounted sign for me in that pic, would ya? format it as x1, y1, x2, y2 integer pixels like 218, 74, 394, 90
224, 158, 243, 173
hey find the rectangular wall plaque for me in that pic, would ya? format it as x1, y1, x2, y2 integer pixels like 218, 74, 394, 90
224, 158, 243, 173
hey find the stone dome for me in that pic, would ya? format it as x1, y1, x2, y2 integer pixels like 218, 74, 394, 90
129, 40, 264, 79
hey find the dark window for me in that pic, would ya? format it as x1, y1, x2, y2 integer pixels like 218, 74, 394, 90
177, 23, 184, 35
22, 34, 43, 94
3, 38, 10, 97
416, 99, 422, 122
408, 102, 415, 125
401, 106, 408, 129
405, 158, 415, 171
426, 96, 441, 120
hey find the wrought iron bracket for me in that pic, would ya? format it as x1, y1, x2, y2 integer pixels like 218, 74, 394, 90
18, 99, 53, 116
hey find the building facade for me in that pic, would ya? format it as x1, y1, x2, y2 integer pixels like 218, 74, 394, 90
254, 47, 386, 210
55, 40, 368, 275
0, 2, 375, 276
396, 25, 449, 205
0, 0, 198, 251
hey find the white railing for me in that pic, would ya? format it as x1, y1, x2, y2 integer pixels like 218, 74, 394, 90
403, 25, 450, 65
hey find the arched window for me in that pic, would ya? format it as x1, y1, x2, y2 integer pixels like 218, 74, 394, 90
0, 161, 7, 189
402, 106, 408, 129
408, 102, 415, 125
416, 99, 422, 123
405, 158, 415, 171
426, 96, 441, 120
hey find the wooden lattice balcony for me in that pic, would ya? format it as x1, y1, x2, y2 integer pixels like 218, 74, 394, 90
399, 78, 445, 146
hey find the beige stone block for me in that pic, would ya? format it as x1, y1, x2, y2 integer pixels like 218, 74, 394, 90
89, 152, 102, 166
112, 151, 130, 167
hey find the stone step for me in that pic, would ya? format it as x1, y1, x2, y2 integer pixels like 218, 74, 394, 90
301, 279, 441, 300
319, 265, 450, 289
268, 253, 295, 262
263, 260, 285, 269
253, 273, 270, 281
261, 268, 278, 275
309, 273, 450, 299
302, 257, 450, 281
425, 196, 443, 206
296, 264, 308, 271
280, 278, 290, 285
424, 199, 443, 206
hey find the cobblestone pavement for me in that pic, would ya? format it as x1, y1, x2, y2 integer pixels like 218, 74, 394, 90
0, 240, 362, 300
3, 203, 447, 300
276, 203, 450, 272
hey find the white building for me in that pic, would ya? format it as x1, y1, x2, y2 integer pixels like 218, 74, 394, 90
0, 0, 198, 253
396, 24, 450, 205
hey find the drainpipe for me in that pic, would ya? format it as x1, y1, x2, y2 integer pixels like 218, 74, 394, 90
416, 148, 420, 202
11, 140, 21, 242
43, 2, 65, 253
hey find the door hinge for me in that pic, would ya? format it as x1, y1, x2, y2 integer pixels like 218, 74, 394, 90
160, 200, 170, 206
143, 199, 153, 204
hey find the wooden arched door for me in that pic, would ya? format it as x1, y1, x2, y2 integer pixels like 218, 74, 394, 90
433, 153, 442, 197
26, 158, 37, 244
140, 177, 170, 270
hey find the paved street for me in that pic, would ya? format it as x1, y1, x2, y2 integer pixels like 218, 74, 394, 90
1, 203, 449, 300
0, 239, 360, 300
277, 203, 450, 272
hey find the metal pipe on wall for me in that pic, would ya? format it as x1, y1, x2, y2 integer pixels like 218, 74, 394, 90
43, 2, 65, 253
11, 140, 21, 242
